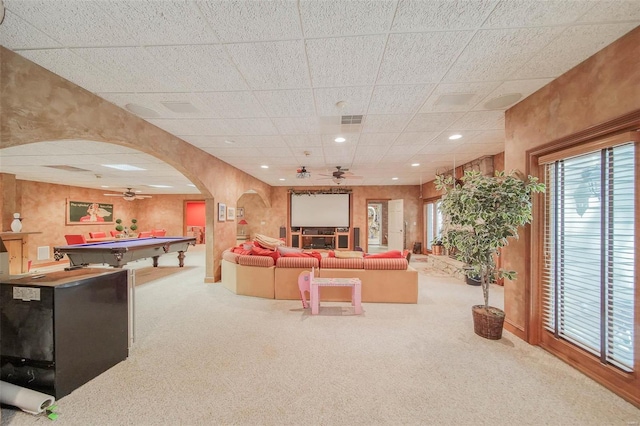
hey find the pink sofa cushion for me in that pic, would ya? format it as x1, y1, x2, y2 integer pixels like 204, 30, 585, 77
321, 257, 364, 269
238, 255, 274, 267
363, 258, 408, 270
276, 257, 319, 268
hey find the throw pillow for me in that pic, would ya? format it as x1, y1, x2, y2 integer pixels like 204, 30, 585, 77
277, 245, 304, 256
251, 245, 280, 261
335, 250, 364, 259
255, 233, 286, 250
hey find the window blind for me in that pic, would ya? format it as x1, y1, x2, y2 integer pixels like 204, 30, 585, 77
543, 142, 635, 372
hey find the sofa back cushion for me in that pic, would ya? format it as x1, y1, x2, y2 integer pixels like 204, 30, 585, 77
251, 245, 280, 262
238, 255, 275, 267
363, 258, 408, 270
276, 257, 319, 268
321, 257, 364, 269
364, 250, 403, 258
334, 250, 364, 259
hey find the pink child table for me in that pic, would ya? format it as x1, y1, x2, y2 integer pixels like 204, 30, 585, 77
309, 268, 362, 315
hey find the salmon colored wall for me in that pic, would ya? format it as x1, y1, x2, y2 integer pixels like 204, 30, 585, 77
504, 26, 640, 337
185, 201, 206, 228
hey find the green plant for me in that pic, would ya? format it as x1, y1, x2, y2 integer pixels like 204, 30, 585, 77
130, 218, 138, 232
115, 218, 138, 233
115, 218, 124, 232
435, 169, 545, 309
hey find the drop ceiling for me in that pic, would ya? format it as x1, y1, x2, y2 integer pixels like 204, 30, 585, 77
0, 0, 638, 194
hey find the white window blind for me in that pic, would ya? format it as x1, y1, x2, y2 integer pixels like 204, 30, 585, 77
543, 142, 635, 372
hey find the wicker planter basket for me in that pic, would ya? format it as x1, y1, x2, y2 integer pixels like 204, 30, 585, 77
472, 305, 505, 340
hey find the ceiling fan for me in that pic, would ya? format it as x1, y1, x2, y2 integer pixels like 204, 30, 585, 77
318, 166, 363, 185
103, 188, 152, 201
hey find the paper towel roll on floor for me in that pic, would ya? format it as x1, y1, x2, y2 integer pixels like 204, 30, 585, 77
0, 381, 55, 415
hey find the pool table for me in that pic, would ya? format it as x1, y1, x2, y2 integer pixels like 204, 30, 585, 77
53, 237, 196, 268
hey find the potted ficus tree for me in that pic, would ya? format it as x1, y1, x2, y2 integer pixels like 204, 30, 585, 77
435, 169, 545, 340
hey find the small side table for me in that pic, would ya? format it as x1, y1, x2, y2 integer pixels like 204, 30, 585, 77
309, 268, 362, 315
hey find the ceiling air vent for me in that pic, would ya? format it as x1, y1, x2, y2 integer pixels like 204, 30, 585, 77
44, 165, 91, 172
341, 115, 363, 125
435, 93, 475, 107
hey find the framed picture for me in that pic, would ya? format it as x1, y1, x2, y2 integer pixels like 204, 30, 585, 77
66, 199, 114, 225
237, 207, 244, 219
218, 203, 226, 222
227, 207, 235, 221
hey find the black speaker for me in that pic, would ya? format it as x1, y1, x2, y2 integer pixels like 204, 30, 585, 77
353, 227, 360, 247
279, 227, 286, 238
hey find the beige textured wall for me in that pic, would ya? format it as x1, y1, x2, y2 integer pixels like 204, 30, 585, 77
504, 27, 640, 335
0, 47, 273, 281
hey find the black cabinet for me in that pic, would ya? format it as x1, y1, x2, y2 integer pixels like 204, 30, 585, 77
1, 268, 128, 398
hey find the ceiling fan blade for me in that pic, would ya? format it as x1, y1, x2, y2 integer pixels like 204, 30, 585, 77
103, 193, 121, 196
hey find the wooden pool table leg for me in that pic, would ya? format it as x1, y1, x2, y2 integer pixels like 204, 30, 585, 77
152, 256, 159, 267
178, 251, 186, 267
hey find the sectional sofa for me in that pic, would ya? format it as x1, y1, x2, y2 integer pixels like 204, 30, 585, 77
221, 249, 418, 304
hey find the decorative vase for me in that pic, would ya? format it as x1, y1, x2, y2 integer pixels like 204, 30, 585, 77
10, 213, 22, 233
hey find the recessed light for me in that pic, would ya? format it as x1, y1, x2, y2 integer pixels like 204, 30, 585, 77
101, 185, 109, 188
147, 185, 172, 188
102, 164, 146, 171
448, 134, 462, 140
261, 165, 269, 169
187, 184, 196, 187
392, 177, 399, 181
224, 140, 235, 145
411, 163, 420, 167
334, 137, 346, 143
279, 178, 285, 181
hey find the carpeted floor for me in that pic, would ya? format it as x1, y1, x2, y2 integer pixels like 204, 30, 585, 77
2, 246, 639, 425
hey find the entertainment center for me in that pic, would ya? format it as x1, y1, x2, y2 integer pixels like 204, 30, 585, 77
289, 191, 352, 250
289, 227, 350, 250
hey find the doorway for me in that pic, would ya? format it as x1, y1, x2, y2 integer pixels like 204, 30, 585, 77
366, 200, 388, 253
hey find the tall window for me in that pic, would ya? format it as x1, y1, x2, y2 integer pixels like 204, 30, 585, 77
542, 142, 635, 372
424, 200, 442, 250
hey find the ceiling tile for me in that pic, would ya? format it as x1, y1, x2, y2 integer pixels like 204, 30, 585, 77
149, 118, 278, 136
17, 49, 121, 93
272, 117, 323, 135
510, 23, 638, 80
361, 115, 412, 133
483, 0, 593, 28
72, 46, 188, 92
579, 0, 640, 22
98, 92, 213, 119
377, 32, 473, 84
444, 27, 565, 83
392, 0, 497, 31
0, 11, 62, 49
282, 134, 323, 148
195, 92, 267, 118
356, 133, 398, 146
300, 0, 395, 37
306, 36, 387, 87
314, 86, 373, 116
100, 0, 219, 45
406, 112, 464, 132
254, 90, 316, 117
226, 40, 310, 90
420, 82, 501, 113
474, 78, 553, 111
197, 0, 301, 42
5, 0, 136, 46
257, 147, 294, 157
451, 110, 505, 130
146, 45, 248, 91
368, 84, 434, 114
394, 132, 439, 147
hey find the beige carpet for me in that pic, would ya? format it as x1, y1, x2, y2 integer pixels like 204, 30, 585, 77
2, 246, 639, 425
133, 266, 197, 286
